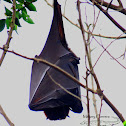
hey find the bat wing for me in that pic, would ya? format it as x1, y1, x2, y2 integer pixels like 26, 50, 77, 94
29, 0, 70, 104
29, 0, 83, 120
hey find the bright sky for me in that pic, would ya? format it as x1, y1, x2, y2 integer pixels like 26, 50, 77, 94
0, 0, 126, 126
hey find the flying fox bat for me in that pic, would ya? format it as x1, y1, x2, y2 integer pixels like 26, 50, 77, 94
29, 0, 83, 120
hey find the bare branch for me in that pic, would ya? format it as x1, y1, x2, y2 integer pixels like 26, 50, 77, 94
77, 0, 101, 89
90, 69, 125, 123
117, 0, 123, 7
0, 46, 96, 94
0, 0, 16, 66
93, 36, 126, 69
77, 0, 125, 124
91, 0, 126, 33
85, 71, 90, 126
103, 94, 125, 122
44, 0, 126, 40
92, 0, 126, 15
0, 105, 14, 126
47, 72, 82, 101
106, 0, 113, 11
63, 0, 68, 15
116, 46, 126, 59
97, 96, 103, 126
93, 33, 125, 68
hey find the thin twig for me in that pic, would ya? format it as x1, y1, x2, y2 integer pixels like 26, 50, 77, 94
90, 5, 100, 124
85, 71, 90, 126
77, 1, 100, 125
103, 94, 125, 122
116, 46, 126, 59
0, 0, 16, 66
90, 69, 125, 123
92, 7, 101, 33
92, 0, 126, 33
0, 46, 96, 94
93, 33, 125, 68
0, 46, 125, 124
47, 72, 82, 101
86, 19, 91, 126
93, 36, 126, 69
63, 0, 68, 15
98, 96, 103, 126
117, 0, 123, 8
106, 0, 113, 11
77, 0, 101, 89
44, 0, 126, 39
117, 0, 123, 7
0, 105, 14, 126
92, 0, 125, 15
77, 0, 125, 124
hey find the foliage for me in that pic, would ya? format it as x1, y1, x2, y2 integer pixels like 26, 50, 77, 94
0, 0, 37, 32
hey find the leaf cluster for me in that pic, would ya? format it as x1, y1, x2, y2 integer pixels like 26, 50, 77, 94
0, 0, 37, 32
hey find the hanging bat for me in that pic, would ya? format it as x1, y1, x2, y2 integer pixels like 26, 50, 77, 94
29, 0, 83, 120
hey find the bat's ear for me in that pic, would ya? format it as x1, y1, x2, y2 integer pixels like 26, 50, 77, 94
35, 55, 39, 58
70, 56, 80, 65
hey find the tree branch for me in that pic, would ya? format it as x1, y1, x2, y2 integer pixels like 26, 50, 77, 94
103, 94, 125, 122
0, 46, 96, 95
0, 105, 14, 126
77, 0, 125, 124
93, 36, 126, 69
85, 71, 90, 126
44, 0, 126, 40
47, 72, 82, 101
117, 0, 123, 7
92, 0, 126, 15
91, 0, 126, 33
77, 0, 101, 89
0, 0, 16, 66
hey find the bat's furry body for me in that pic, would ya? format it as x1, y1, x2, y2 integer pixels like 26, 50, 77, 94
29, 0, 83, 120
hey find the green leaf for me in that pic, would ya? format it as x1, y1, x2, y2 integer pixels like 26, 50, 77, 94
3, 0, 12, 3
21, 7, 34, 24
25, 3, 37, 11
12, 24, 18, 34
22, 8, 28, 20
0, 19, 6, 32
16, 11, 22, 19
22, 7, 27, 15
16, 0, 24, 3
16, 3, 23, 10
14, 24, 17, 31
25, 0, 37, 2
5, 7, 12, 16
25, 0, 33, 2
25, 17, 34, 24
6, 17, 11, 29
15, 18, 21, 27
